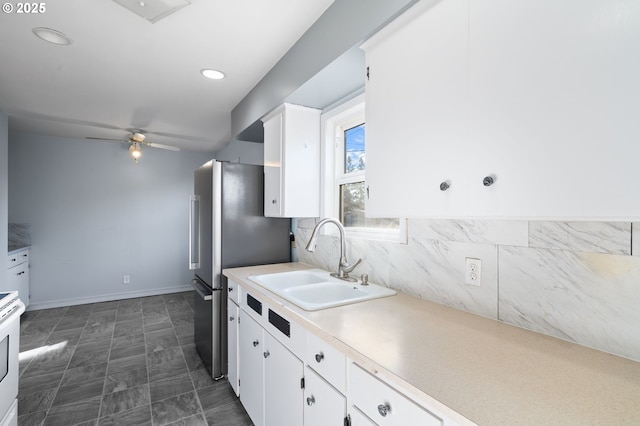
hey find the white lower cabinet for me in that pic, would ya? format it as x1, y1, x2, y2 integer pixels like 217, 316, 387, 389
232, 282, 464, 426
7, 249, 29, 309
264, 332, 303, 426
303, 366, 346, 426
238, 304, 304, 426
227, 299, 239, 396
349, 363, 443, 426
239, 312, 264, 426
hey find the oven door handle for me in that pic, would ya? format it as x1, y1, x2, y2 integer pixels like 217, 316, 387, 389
191, 279, 217, 301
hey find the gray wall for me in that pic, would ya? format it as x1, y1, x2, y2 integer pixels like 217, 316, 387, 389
213, 140, 263, 166
9, 132, 211, 309
0, 113, 7, 288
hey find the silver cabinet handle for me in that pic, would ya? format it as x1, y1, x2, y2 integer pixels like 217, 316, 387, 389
378, 403, 391, 417
263, 350, 270, 359
306, 395, 315, 406
272, 199, 277, 204
315, 352, 324, 363
252, 340, 259, 347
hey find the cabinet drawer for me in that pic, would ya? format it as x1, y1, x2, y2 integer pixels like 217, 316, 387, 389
8, 250, 29, 268
349, 363, 442, 426
227, 279, 241, 305
305, 332, 346, 394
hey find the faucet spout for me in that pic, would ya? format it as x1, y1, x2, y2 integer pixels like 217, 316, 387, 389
305, 218, 361, 282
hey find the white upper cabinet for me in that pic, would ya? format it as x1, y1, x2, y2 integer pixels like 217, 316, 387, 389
262, 103, 321, 218
363, 0, 640, 220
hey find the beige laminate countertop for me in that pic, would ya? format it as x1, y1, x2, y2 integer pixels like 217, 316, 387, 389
223, 262, 640, 425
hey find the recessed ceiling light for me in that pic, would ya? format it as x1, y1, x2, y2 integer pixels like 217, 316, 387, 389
201, 69, 226, 80
32, 27, 72, 45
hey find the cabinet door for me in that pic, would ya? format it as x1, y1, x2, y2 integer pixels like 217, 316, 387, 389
264, 332, 303, 426
467, 0, 640, 219
263, 110, 283, 217
227, 300, 239, 396
364, 0, 470, 218
7, 263, 29, 307
303, 366, 346, 426
239, 313, 264, 426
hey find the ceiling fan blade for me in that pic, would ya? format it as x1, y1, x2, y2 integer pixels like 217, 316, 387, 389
146, 142, 180, 151
85, 137, 125, 142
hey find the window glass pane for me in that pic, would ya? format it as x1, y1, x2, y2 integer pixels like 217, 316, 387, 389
340, 182, 399, 229
344, 124, 365, 174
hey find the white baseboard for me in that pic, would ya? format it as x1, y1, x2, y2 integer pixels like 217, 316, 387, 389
26, 285, 193, 311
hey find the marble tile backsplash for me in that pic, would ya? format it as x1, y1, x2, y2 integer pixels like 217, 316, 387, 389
293, 219, 640, 362
8, 222, 31, 247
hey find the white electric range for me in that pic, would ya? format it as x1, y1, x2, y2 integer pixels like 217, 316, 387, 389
0, 291, 25, 426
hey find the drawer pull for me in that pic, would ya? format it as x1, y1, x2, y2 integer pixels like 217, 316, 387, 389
228, 287, 234, 292
229, 316, 235, 322
315, 352, 324, 363
306, 395, 315, 406
252, 340, 259, 347
483, 176, 495, 187
263, 350, 270, 359
378, 403, 391, 417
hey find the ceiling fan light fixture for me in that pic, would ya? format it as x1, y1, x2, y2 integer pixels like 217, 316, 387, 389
201, 69, 226, 80
129, 143, 143, 163
32, 27, 73, 45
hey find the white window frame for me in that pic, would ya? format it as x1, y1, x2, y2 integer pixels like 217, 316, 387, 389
320, 93, 407, 243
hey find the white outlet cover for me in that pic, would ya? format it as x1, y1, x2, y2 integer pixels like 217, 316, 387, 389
465, 258, 482, 286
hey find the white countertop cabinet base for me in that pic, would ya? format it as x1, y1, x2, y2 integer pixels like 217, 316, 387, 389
7, 249, 29, 308
363, 0, 640, 220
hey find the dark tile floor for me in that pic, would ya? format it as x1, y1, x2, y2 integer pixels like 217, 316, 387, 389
17, 292, 253, 426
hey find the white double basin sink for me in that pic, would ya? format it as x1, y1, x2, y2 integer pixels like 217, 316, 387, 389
248, 269, 396, 311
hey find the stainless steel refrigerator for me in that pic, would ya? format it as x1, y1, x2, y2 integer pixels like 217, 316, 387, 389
189, 160, 291, 379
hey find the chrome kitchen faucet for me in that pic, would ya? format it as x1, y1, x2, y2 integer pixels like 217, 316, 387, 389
305, 218, 362, 282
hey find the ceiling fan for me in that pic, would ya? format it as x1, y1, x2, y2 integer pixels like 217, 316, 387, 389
87, 131, 180, 163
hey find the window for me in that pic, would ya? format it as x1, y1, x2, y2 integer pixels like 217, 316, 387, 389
320, 94, 407, 243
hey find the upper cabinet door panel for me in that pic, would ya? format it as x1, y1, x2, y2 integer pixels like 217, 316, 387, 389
364, 0, 470, 218
468, 0, 640, 219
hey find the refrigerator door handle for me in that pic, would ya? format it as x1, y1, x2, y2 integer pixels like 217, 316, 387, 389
191, 279, 215, 301
189, 195, 201, 270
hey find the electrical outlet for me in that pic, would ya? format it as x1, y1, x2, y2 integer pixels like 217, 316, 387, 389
123, 275, 130, 285
465, 258, 481, 286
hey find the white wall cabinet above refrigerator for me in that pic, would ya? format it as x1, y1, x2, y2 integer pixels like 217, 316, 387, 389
363, 0, 640, 220
262, 103, 321, 218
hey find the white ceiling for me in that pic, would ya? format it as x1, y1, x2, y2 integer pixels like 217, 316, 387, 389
0, 0, 334, 152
